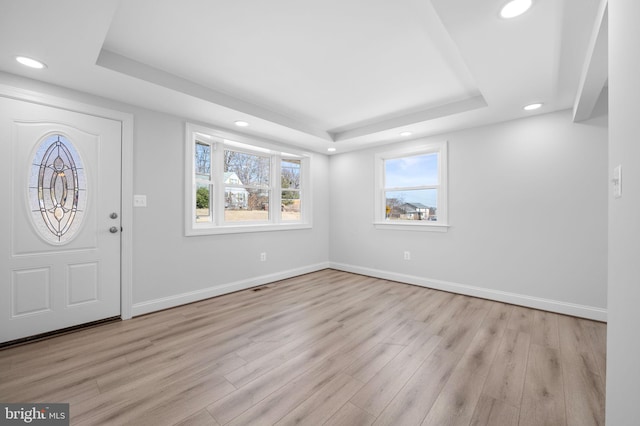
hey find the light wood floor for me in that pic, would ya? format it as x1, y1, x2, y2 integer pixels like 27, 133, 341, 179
0, 269, 606, 426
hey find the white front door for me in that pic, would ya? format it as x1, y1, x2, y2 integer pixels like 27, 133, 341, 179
0, 97, 122, 343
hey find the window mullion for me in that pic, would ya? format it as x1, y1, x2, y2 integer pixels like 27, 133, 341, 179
213, 142, 225, 226
272, 153, 281, 224
228, 184, 267, 190
190, 138, 198, 227
300, 156, 309, 222
385, 185, 439, 192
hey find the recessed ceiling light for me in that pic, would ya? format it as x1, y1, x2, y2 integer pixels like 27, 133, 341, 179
327, 147, 337, 152
500, 0, 533, 19
399, 131, 412, 137
523, 103, 543, 111
16, 56, 46, 69
234, 120, 249, 127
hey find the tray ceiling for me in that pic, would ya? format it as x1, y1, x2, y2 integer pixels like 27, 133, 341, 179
0, 0, 604, 153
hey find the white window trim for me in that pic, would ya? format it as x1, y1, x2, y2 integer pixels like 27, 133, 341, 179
185, 123, 311, 236
374, 140, 449, 232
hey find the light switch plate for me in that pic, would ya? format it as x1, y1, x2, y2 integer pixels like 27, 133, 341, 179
133, 194, 147, 207
613, 165, 622, 199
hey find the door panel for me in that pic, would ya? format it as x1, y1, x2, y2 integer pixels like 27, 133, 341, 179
0, 97, 122, 343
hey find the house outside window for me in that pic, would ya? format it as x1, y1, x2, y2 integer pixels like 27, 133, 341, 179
374, 141, 448, 232
186, 123, 311, 235
224, 172, 248, 210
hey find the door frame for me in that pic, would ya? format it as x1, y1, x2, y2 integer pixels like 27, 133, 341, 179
1, 81, 134, 320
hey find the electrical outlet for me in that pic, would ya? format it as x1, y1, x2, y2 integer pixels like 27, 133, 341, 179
404, 251, 411, 261
260, 252, 267, 262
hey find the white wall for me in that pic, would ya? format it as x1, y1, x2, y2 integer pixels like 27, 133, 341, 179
606, 0, 640, 423
0, 72, 609, 323
330, 110, 608, 319
131, 109, 331, 312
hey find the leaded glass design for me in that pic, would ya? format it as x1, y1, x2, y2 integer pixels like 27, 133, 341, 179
29, 134, 86, 244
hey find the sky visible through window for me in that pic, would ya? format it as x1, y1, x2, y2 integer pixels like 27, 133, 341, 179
385, 153, 438, 207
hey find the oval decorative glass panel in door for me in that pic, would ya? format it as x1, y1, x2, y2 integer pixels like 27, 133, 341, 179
28, 134, 87, 244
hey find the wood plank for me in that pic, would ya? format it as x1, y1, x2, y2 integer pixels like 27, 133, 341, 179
234, 339, 284, 363
343, 343, 404, 383
558, 315, 601, 377
224, 320, 343, 388
324, 402, 375, 426
0, 356, 124, 406
531, 310, 560, 349
373, 348, 462, 426
207, 329, 351, 425
423, 294, 475, 338
97, 350, 245, 394
478, 302, 513, 341
437, 298, 491, 354
561, 351, 606, 426
506, 305, 535, 334
274, 373, 363, 426
225, 356, 359, 426
413, 290, 456, 323
469, 394, 519, 426
421, 321, 507, 426
122, 375, 234, 426
173, 410, 220, 426
558, 314, 591, 354
350, 332, 442, 417
383, 319, 429, 346
482, 329, 530, 407
519, 343, 566, 426
397, 286, 437, 319
208, 303, 408, 425
74, 371, 235, 426
579, 318, 607, 388
6, 336, 153, 382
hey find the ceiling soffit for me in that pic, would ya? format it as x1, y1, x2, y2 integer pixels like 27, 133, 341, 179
99, 0, 485, 143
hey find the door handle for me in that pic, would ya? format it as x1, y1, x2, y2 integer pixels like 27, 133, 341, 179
109, 226, 119, 234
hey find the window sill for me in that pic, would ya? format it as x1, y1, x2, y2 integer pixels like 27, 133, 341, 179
373, 221, 449, 232
187, 222, 312, 236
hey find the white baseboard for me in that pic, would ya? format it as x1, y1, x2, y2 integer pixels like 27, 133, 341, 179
330, 262, 607, 322
131, 262, 331, 317
131, 260, 607, 322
